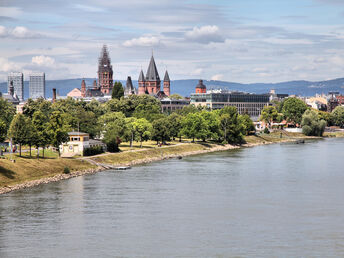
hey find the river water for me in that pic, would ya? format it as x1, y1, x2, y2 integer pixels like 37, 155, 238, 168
1, 138, 344, 257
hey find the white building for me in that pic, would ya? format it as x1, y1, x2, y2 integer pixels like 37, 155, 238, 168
29, 72, 45, 99
59, 132, 106, 157
8, 72, 24, 101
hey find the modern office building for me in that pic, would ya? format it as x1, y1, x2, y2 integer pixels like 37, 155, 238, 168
190, 89, 270, 120
7, 72, 24, 101
29, 73, 45, 99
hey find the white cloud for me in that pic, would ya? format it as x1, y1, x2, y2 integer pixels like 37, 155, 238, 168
262, 38, 313, 45
11, 26, 32, 38
0, 7, 22, 18
123, 36, 161, 47
74, 4, 105, 13
185, 25, 224, 44
32, 55, 55, 67
0, 57, 21, 73
211, 74, 224, 81
0, 26, 42, 39
0, 26, 7, 37
191, 68, 204, 76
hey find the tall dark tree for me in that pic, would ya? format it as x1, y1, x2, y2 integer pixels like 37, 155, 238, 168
46, 111, 70, 157
8, 114, 30, 157
219, 106, 243, 144
112, 81, 124, 99
152, 117, 170, 144
282, 97, 308, 126
0, 97, 16, 142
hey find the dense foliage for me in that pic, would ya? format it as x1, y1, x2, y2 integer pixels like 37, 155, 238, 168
282, 97, 308, 126
301, 110, 326, 136
2, 93, 257, 155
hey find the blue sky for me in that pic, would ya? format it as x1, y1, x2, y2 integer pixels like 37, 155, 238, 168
0, 0, 344, 83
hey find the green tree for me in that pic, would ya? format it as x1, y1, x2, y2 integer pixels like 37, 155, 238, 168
152, 117, 170, 144
0, 120, 7, 143
23, 98, 52, 118
167, 113, 183, 141
239, 114, 255, 135
46, 111, 70, 156
112, 81, 124, 99
219, 106, 243, 144
32, 110, 52, 158
169, 94, 183, 99
99, 112, 127, 151
301, 109, 326, 136
317, 110, 333, 126
282, 97, 308, 126
8, 114, 30, 156
0, 97, 16, 142
181, 112, 209, 142
175, 105, 199, 116
260, 106, 278, 127
124, 117, 138, 148
132, 118, 152, 147
331, 106, 344, 128
200, 110, 220, 140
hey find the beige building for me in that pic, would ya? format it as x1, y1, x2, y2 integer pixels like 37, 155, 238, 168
60, 132, 90, 157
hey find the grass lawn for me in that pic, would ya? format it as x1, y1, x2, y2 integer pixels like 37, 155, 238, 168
91, 143, 211, 165
0, 155, 95, 188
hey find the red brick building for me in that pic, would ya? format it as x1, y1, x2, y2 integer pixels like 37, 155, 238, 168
138, 55, 170, 97
98, 45, 113, 95
195, 80, 206, 93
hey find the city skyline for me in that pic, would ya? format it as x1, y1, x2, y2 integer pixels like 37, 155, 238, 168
1, 0, 344, 83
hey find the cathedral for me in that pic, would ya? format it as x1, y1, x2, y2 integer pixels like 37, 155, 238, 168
137, 55, 170, 97
98, 45, 113, 94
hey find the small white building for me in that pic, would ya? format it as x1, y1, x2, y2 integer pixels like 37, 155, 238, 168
60, 132, 90, 157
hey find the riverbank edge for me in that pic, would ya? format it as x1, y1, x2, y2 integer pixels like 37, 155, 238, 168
0, 136, 320, 195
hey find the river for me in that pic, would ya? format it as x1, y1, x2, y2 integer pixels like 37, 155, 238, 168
1, 138, 344, 257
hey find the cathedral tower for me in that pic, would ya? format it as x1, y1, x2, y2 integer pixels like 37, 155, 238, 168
98, 45, 113, 95
163, 71, 170, 96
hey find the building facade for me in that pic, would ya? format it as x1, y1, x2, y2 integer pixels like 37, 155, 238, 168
8, 72, 24, 101
191, 89, 270, 120
161, 98, 190, 113
29, 72, 45, 99
138, 55, 170, 97
98, 45, 113, 95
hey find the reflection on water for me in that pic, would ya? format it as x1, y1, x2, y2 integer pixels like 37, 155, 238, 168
1, 138, 344, 257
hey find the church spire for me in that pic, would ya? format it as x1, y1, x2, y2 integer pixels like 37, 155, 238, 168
145, 55, 160, 81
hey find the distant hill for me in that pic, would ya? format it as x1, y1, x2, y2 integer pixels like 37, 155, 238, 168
1, 77, 344, 99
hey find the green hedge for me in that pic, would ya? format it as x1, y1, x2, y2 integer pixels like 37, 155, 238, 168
83, 146, 104, 156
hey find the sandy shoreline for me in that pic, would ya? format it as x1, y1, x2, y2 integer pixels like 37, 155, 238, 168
0, 137, 309, 195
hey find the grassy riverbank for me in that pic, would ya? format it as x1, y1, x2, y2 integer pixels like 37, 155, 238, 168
0, 157, 95, 188
0, 131, 331, 191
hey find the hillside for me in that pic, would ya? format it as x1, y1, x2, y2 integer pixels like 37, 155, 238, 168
1, 77, 344, 99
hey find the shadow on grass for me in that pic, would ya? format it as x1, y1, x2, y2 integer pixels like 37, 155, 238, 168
197, 142, 213, 148
15, 155, 56, 160
0, 166, 16, 179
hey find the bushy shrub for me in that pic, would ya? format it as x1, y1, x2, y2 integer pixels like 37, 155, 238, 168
63, 167, 70, 174
263, 127, 270, 134
301, 109, 326, 136
83, 146, 104, 156
106, 138, 120, 153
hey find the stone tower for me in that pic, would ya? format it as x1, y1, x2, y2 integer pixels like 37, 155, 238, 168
163, 71, 170, 96
81, 79, 86, 97
98, 45, 113, 95
196, 80, 206, 93
138, 70, 146, 95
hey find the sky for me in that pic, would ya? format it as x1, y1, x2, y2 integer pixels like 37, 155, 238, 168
0, 0, 344, 83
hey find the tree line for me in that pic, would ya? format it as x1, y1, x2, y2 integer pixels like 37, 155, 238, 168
259, 97, 344, 136
0, 95, 255, 157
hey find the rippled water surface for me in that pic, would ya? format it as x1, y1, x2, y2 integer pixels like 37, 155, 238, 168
1, 138, 344, 257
